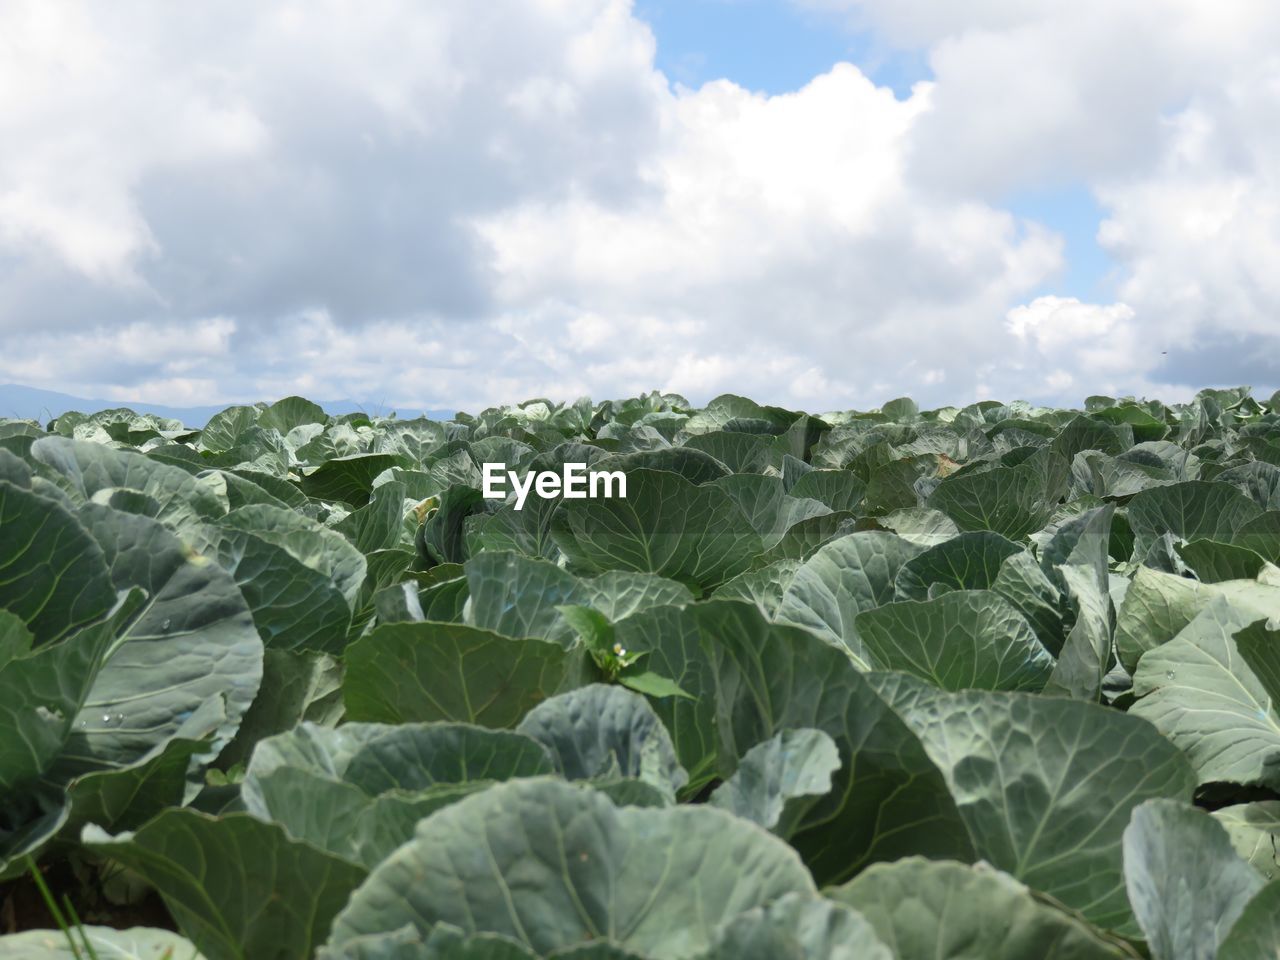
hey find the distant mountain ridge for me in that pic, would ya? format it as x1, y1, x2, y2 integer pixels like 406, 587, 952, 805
0, 383, 456, 428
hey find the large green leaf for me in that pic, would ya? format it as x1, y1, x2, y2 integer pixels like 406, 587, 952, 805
1233, 511, 1280, 564
341, 723, 554, 794
830, 857, 1131, 959
875, 506, 961, 547
1217, 461, 1280, 511
1123, 799, 1264, 960
351, 547, 415, 630
464, 553, 693, 647
992, 550, 1068, 656
242, 721, 396, 783
207, 526, 352, 653
0, 445, 40, 479
212, 424, 290, 475
684, 430, 781, 474
83, 810, 368, 960
1213, 802, 1280, 878
200, 405, 259, 452
710, 559, 801, 617
861, 454, 936, 514
551, 468, 762, 591
1130, 599, 1280, 788
0, 595, 147, 873
713, 475, 830, 550
231, 467, 311, 510
215, 466, 298, 511
60, 504, 263, 777
302, 454, 400, 507
1052, 415, 1133, 460
219, 504, 366, 608
775, 531, 924, 663
0, 594, 147, 781
30, 436, 228, 537
870, 674, 1196, 932
893, 531, 1024, 600
423, 446, 483, 490
0, 927, 206, 959
259, 396, 327, 434
0, 610, 32, 668
374, 416, 452, 463
612, 605, 722, 792
593, 448, 729, 485
63, 726, 218, 836
243, 722, 554, 866
0, 480, 115, 645
336, 480, 410, 552
422, 484, 490, 565
1089, 404, 1169, 444
580, 571, 694, 621
703, 601, 973, 882
699, 893, 891, 960
464, 552, 584, 644
787, 469, 866, 514
854, 590, 1054, 691
680, 393, 795, 436
320, 923, 542, 959
1127, 480, 1263, 560
1043, 564, 1114, 701
926, 449, 1070, 540
516, 685, 687, 800
759, 510, 858, 563
1112, 566, 1280, 669
1039, 503, 1114, 597
1233, 618, 1280, 717
344, 623, 582, 727
1114, 566, 1216, 672
1177, 539, 1271, 584
1073, 451, 1181, 500
213, 647, 343, 771
707, 728, 840, 839
326, 778, 815, 958
472, 498, 562, 561
1218, 882, 1280, 960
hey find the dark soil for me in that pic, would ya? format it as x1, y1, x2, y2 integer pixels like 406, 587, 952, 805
0, 859, 175, 934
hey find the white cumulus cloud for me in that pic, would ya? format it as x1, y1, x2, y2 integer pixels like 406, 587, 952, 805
2, 0, 1278, 411
792, 0, 1280, 400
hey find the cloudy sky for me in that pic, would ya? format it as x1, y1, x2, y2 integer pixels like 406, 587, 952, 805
2, 0, 1279, 412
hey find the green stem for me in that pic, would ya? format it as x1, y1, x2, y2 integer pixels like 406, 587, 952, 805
63, 896, 102, 960
25, 857, 82, 960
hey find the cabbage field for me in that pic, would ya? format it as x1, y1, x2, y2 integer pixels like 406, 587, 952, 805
3, 388, 1280, 959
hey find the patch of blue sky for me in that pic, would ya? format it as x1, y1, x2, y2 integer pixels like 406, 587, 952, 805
638, 0, 1114, 305
1007, 184, 1117, 302
636, 0, 929, 99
